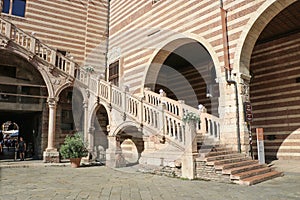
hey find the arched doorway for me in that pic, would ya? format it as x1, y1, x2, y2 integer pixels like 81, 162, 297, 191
117, 126, 144, 166
145, 39, 219, 116
56, 87, 82, 148
0, 50, 48, 160
249, 1, 300, 160
93, 104, 109, 162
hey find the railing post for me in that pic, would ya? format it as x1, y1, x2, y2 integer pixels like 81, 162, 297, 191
108, 82, 112, 104
158, 101, 166, 135
138, 95, 144, 125
182, 120, 197, 179
68, 61, 74, 76
198, 104, 207, 134
5, 22, 11, 38
122, 85, 129, 119
29, 37, 36, 55
51, 49, 56, 66
177, 100, 185, 118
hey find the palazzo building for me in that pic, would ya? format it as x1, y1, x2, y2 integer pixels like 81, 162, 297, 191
0, 0, 299, 182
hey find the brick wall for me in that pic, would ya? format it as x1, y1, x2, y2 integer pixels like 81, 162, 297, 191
109, 0, 265, 92
250, 32, 300, 160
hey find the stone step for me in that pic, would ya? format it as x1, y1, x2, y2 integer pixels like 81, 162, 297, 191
206, 150, 237, 157
207, 156, 248, 166
222, 163, 264, 175
205, 153, 245, 162
230, 166, 275, 180
215, 159, 258, 170
238, 171, 284, 186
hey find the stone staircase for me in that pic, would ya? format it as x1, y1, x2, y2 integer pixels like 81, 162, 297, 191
196, 145, 283, 185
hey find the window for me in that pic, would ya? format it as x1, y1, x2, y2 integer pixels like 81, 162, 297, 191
2, 0, 26, 17
109, 61, 119, 86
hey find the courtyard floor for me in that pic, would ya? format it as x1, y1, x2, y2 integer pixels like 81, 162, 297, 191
0, 159, 299, 200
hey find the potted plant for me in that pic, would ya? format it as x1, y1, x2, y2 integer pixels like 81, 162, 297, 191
59, 132, 88, 168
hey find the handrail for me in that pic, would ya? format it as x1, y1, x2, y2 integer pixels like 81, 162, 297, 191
0, 17, 80, 79
92, 81, 221, 149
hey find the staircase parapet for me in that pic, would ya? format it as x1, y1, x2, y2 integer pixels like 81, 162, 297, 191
0, 16, 81, 81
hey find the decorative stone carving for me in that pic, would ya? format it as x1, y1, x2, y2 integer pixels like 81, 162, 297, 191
240, 73, 251, 102
0, 38, 8, 48
47, 97, 58, 107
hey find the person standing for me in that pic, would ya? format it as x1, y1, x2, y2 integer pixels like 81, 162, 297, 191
18, 137, 26, 161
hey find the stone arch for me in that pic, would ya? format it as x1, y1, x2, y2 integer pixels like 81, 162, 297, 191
143, 35, 220, 115
236, 0, 300, 160
110, 121, 141, 137
0, 48, 55, 97
114, 124, 144, 166
89, 102, 111, 128
235, 0, 297, 74
53, 80, 74, 99
89, 102, 111, 161
143, 34, 222, 88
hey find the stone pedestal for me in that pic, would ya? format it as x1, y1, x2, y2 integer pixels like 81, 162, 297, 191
43, 149, 60, 163
181, 152, 197, 179
106, 149, 126, 168
181, 121, 198, 179
105, 136, 126, 168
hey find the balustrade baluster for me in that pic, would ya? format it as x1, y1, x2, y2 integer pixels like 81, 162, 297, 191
5, 22, 11, 38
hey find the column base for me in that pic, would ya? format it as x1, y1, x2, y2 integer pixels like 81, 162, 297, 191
105, 149, 126, 168
43, 149, 59, 163
181, 152, 198, 180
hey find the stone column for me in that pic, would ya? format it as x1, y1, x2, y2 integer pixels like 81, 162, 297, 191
83, 100, 89, 143
218, 75, 239, 151
181, 121, 198, 179
43, 98, 59, 163
82, 125, 94, 163
106, 136, 126, 168
88, 126, 95, 151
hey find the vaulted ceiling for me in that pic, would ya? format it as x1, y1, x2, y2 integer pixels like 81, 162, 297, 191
257, 1, 300, 44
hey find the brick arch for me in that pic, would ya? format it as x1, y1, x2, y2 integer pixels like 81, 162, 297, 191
143, 36, 220, 115
143, 34, 221, 89
235, 0, 297, 74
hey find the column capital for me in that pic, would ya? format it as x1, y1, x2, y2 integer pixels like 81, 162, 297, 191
88, 126, 95, 133
83, 100, 88, 108
47, 97, 58, 107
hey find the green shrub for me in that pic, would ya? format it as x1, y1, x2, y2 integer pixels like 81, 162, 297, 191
59, 132, 88, 159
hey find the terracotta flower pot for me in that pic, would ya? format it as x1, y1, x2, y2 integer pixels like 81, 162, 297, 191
70, 158, 82, 168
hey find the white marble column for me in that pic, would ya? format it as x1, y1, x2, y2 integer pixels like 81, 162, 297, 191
43, 97, 59, 163
83, 100, 89, 143
46, 98, 57, 151
88, 126, 95, 151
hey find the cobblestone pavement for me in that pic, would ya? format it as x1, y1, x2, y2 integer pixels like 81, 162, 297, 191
0, 160, 299, 200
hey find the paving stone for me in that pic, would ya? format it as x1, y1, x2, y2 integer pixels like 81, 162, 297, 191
0, 160, 299, 200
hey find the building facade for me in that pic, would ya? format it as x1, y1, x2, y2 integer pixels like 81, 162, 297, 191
0, 0, 299, 170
